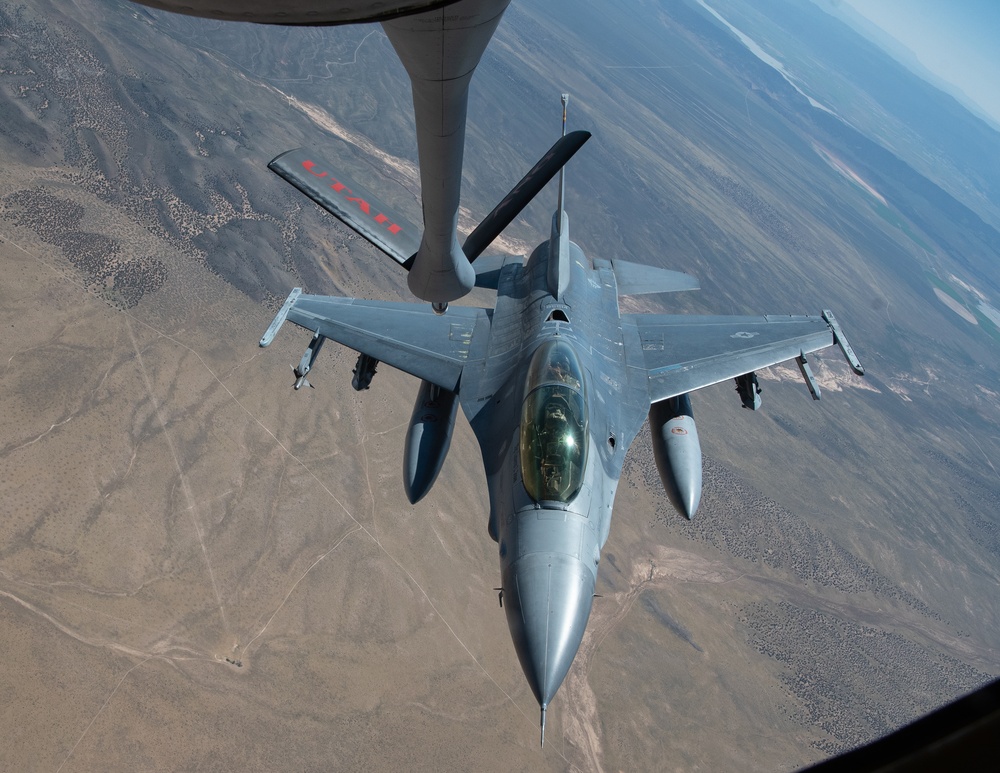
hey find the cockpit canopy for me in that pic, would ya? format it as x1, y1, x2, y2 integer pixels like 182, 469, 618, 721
519, 340, 588, 503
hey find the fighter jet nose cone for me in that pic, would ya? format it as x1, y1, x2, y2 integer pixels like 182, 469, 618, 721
504, 553, 596, 708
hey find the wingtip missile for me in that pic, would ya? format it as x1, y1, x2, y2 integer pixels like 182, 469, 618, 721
822, 309, 865, 376
260, 288, 302, 347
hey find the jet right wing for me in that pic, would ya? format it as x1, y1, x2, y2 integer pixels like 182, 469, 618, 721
626, 313, 858, 403
261, 290, 489, 392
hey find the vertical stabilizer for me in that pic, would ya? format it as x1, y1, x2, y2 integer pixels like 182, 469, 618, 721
557, 93, 569, 220
547, 94, 572, 299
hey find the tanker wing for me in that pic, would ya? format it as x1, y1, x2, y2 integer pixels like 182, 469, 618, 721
269, 149, 421, 269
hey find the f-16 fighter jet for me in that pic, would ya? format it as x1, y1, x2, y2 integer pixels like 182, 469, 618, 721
129, 0, 864, 745
259, 97, 864, 743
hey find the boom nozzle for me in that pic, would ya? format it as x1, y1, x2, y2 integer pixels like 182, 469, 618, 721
540, 704, 547, 747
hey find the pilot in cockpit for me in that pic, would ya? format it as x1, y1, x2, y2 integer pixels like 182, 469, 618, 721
548, 355, 580, 389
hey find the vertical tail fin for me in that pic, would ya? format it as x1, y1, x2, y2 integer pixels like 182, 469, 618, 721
548, 93, 572, 298
557, 93, 569, 228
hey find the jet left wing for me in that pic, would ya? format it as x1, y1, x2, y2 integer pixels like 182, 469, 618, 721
262, 290, 488, 392
627, 313, 838, 402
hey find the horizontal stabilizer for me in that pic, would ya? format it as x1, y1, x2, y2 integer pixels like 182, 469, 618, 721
611, 259, 699, 295
269, 148, 420, 268
462, 130, 591, 262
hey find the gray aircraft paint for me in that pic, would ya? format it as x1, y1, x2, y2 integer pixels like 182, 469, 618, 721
260, 173, 862, 740
128, 0, 865, 743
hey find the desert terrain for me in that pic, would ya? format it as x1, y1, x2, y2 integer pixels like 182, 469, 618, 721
1, 0, 998, 770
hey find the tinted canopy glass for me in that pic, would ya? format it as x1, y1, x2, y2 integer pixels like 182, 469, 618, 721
520, 341, 588, 503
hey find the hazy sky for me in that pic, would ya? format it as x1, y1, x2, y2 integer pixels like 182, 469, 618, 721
842, 0, 1000, 125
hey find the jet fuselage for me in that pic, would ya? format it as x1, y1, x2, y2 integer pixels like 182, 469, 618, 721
458, 217, 651, 713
